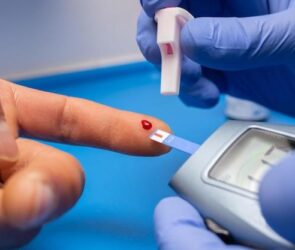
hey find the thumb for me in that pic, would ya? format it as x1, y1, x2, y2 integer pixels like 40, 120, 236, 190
0, 103, 18, 166
259, 153, 295, 244
181, 8, 295, 70
154, 197, 248, 250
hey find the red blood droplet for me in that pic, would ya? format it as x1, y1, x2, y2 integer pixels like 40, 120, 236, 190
141, 120, 153, 130
165, 43, 173, 55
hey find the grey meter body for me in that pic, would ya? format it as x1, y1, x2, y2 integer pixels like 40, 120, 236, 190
170, 121, 295, 249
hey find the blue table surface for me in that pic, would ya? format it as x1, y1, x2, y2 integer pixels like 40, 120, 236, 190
16, 62, 295, 250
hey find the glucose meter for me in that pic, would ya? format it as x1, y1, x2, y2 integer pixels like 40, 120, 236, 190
151, 121, 295, 249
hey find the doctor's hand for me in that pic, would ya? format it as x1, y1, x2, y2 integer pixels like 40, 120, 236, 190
154, 197, 250, 250
0, 79, 170, 249
137, 0, 295, 116
154, 152, 295, 250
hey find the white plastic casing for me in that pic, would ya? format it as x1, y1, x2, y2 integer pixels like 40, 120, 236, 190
155, 8, 193, 95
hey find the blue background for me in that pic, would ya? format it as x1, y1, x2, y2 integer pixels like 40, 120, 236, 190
18, 62, 295, 250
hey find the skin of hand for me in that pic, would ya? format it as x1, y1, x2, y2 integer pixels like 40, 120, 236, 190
0, 79, 170, 249
137, 0, 295, 248
137, 0, 295, 115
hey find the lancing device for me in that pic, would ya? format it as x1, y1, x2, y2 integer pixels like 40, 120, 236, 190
150, 121, 295, 249
155, 7, 193, 95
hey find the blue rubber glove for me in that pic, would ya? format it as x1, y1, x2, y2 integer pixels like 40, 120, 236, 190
154, 153, 295, 249
137, 0, 295, 115
259, 153, 295, 244
154, 197, 250, 250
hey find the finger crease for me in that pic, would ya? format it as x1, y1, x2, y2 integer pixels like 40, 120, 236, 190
56, 97, 76, 142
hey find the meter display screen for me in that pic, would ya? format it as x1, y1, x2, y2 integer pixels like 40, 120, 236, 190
209, 128, 295, 193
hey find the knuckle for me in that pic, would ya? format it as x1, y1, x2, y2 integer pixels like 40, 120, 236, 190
56, 97, 77, 142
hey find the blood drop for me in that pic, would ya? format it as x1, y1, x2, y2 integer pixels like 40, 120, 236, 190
141, 120, 153, 130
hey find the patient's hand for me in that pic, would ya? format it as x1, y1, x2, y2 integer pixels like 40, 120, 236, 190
0, 79, 170, 249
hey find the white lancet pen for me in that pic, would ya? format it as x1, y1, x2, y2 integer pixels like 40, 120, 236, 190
155, 8, 193, 95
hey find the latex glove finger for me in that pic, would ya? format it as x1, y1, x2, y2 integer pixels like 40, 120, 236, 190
259, 152, 295, 244
179, 76, 220, 108
137, 10, 161, 65
2, 138, 84, 230
179, 57, 220, 108
140, 0, 182, 17
155, 197, 250, 250
3, 80, 170, 156
181, 8, 295, 70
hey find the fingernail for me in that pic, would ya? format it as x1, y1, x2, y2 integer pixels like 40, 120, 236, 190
0, 121, 18, 161
24, 180, 56, 229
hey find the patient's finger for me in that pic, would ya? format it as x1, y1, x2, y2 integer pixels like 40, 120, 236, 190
2, 138, 84, 230
0, 100, 18, 166
0, 189, 40, 249
8, 80, 171, 156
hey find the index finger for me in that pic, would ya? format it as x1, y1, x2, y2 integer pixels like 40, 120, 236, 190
6, 80, 171, 156
0, 100, 18, 165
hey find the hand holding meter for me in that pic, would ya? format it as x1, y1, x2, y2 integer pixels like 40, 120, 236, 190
150, 121, 295, 249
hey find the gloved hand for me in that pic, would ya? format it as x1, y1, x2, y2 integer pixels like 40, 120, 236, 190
154, 153, 295, 249
154, 197, 250, 250
137, 0, 295, 115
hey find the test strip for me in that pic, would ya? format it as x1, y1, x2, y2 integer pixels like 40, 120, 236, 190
150, 129, 200, 155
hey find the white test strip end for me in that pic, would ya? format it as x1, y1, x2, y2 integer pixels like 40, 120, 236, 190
150, 129, 200, 155
149, 129, 170, 143
155, 8, 193, 95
